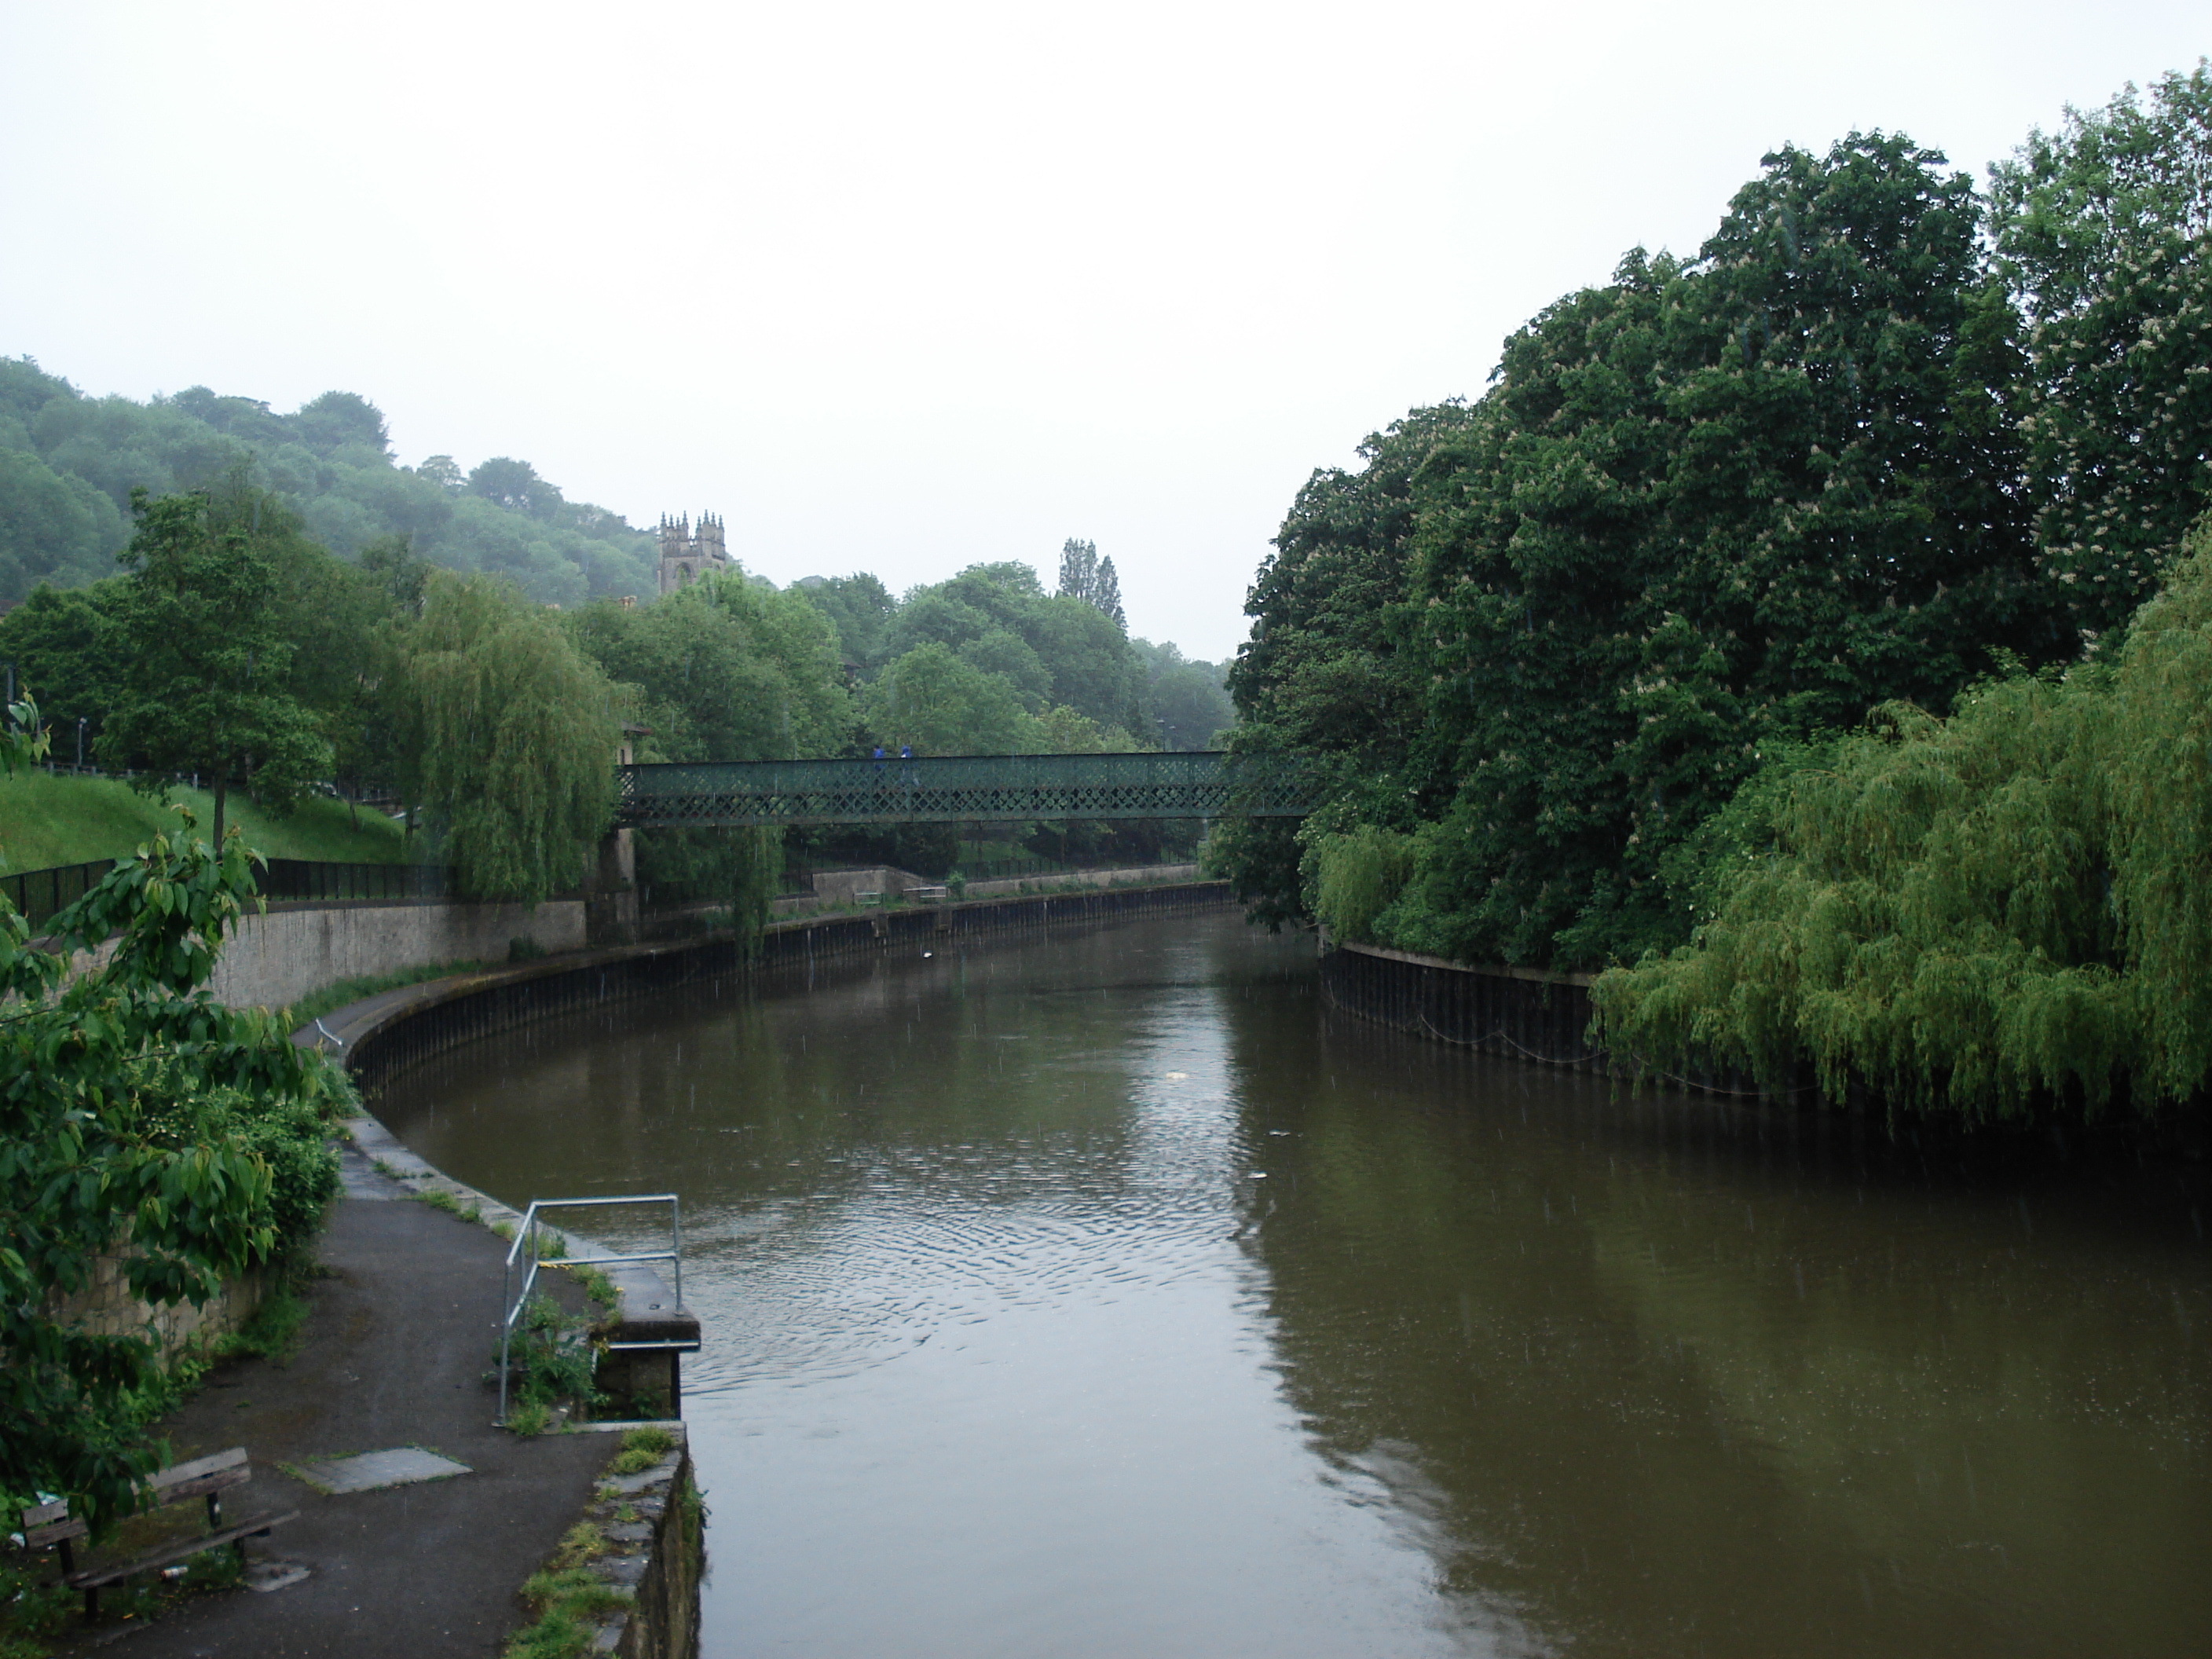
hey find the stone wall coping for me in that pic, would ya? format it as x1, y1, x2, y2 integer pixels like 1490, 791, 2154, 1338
296, 879, 1230, 1058
1331, 936, 1597, 989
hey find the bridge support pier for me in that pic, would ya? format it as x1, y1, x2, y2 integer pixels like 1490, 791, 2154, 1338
585, 826, 639, 948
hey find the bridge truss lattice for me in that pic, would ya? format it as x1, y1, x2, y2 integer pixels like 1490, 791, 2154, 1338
615, 752, 1314, 830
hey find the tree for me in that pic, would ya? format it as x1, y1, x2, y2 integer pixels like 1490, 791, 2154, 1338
1989, 63, 2212, 639
789, 572, 896, 674
958, 628, 1052, 711
1593, 513, 2212, 1121
1, 700, 341, 1536
864, 643, 1039, 755
1378, 136, 2046, 969
384, 572, 621, 901
1093, 555, 1126, 633
291, 390, 391, 459
1215, 402, 1473, 928
571, 569, 851, 767
99, 487, 333, 847
0, 446, 125, 599
887, 562, 1146, 731
571, 568, 855, 908
1057, 537, 1098, 603
466, 456, 562, 520
0, 360, 664, 608
0, 579, 124, 762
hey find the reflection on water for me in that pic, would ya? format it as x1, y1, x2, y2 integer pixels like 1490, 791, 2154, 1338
381, 916, 2211, 1657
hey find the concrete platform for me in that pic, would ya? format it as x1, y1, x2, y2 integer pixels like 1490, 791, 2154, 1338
54, 1148, 615, 1657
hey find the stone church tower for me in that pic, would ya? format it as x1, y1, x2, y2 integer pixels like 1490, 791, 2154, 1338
657, 512, 731, 595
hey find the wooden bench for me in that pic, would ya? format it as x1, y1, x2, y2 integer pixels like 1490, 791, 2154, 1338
912, 885, 949, 902
16, 1448, 299, 1617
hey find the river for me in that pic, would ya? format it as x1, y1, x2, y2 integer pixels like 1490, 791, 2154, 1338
378, 912, 2211, 1657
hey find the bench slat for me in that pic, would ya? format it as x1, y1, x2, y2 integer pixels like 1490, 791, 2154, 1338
154, 1468, 252, 1505
23, 1515, 88, 1549
63, 1508, 299, 1589
16, 1448, 253, 1550
148, 1448, 249, 1492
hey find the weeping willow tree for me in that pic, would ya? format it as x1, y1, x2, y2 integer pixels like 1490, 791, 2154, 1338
385, 573, 621, 902
1592, 518, 2212, 1121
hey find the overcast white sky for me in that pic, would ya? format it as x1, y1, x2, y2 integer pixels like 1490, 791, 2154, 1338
2, 3, 2203, 661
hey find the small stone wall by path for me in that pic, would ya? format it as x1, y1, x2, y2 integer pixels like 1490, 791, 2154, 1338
45, 1251, 266, 1366
577, 1436, 701, 1659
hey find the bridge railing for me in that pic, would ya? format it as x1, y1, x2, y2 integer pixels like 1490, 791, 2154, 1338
617, 750, 1314, 829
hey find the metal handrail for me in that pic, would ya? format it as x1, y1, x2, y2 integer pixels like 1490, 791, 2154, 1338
496, 1194, 683, 1426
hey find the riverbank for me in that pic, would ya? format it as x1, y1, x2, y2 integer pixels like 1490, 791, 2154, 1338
372, 908, 2212, 1659
51, 1144, 622, 1658
24, 879, 1226, 1655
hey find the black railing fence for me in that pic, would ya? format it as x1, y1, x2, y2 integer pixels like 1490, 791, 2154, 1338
1, 855, 449, 929
0, 859, 116, 932
258, 859, 449, 903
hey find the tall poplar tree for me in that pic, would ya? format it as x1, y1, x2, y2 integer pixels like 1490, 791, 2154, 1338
1093, 555, 1126, 633
1057, 537, 1098, 604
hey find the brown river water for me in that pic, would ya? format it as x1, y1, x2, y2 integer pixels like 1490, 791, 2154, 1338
376, 912, 2211, 1657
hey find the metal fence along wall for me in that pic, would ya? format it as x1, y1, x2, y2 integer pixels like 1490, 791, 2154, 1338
258, 859, 449, 903
1, 855, 450, 931
0, 859, 116, 932
617, 752, 1315, 828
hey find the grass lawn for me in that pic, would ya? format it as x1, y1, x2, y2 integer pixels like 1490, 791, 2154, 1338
0, 770, 415, 873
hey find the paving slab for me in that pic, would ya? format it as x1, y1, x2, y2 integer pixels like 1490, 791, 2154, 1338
285, 1448, 471, 1496
54, 1145, 615, 1657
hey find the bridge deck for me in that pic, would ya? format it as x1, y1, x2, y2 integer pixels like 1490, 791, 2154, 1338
616, 752, 1312, 829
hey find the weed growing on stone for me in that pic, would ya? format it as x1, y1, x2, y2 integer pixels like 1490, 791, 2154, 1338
605, 1426, 677, 1476
287, 959, 493, 1029
564, 1262, 619, 1312
494, 1295, 603, 1426
500, 1606, 593, 1659
218, 1276, 313, 1364
416, 1186, 482, 1224
503, 1524, 631, 1658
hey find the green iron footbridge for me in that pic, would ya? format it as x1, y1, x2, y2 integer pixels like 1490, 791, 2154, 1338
615, 751, 1316, 829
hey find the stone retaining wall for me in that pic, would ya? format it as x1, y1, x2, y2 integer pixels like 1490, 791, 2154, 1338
1318, 937, 1604, 1068
207, 896, 586, 1011
592, 1434, 701, 1659
47, 1247, 267, 1366
331, 881, 1235, 1101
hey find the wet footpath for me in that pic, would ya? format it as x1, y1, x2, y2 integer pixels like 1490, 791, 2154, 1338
52, 1142, 613, 1657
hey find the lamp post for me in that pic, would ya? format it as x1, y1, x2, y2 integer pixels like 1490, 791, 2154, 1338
76, 717, 86, 771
